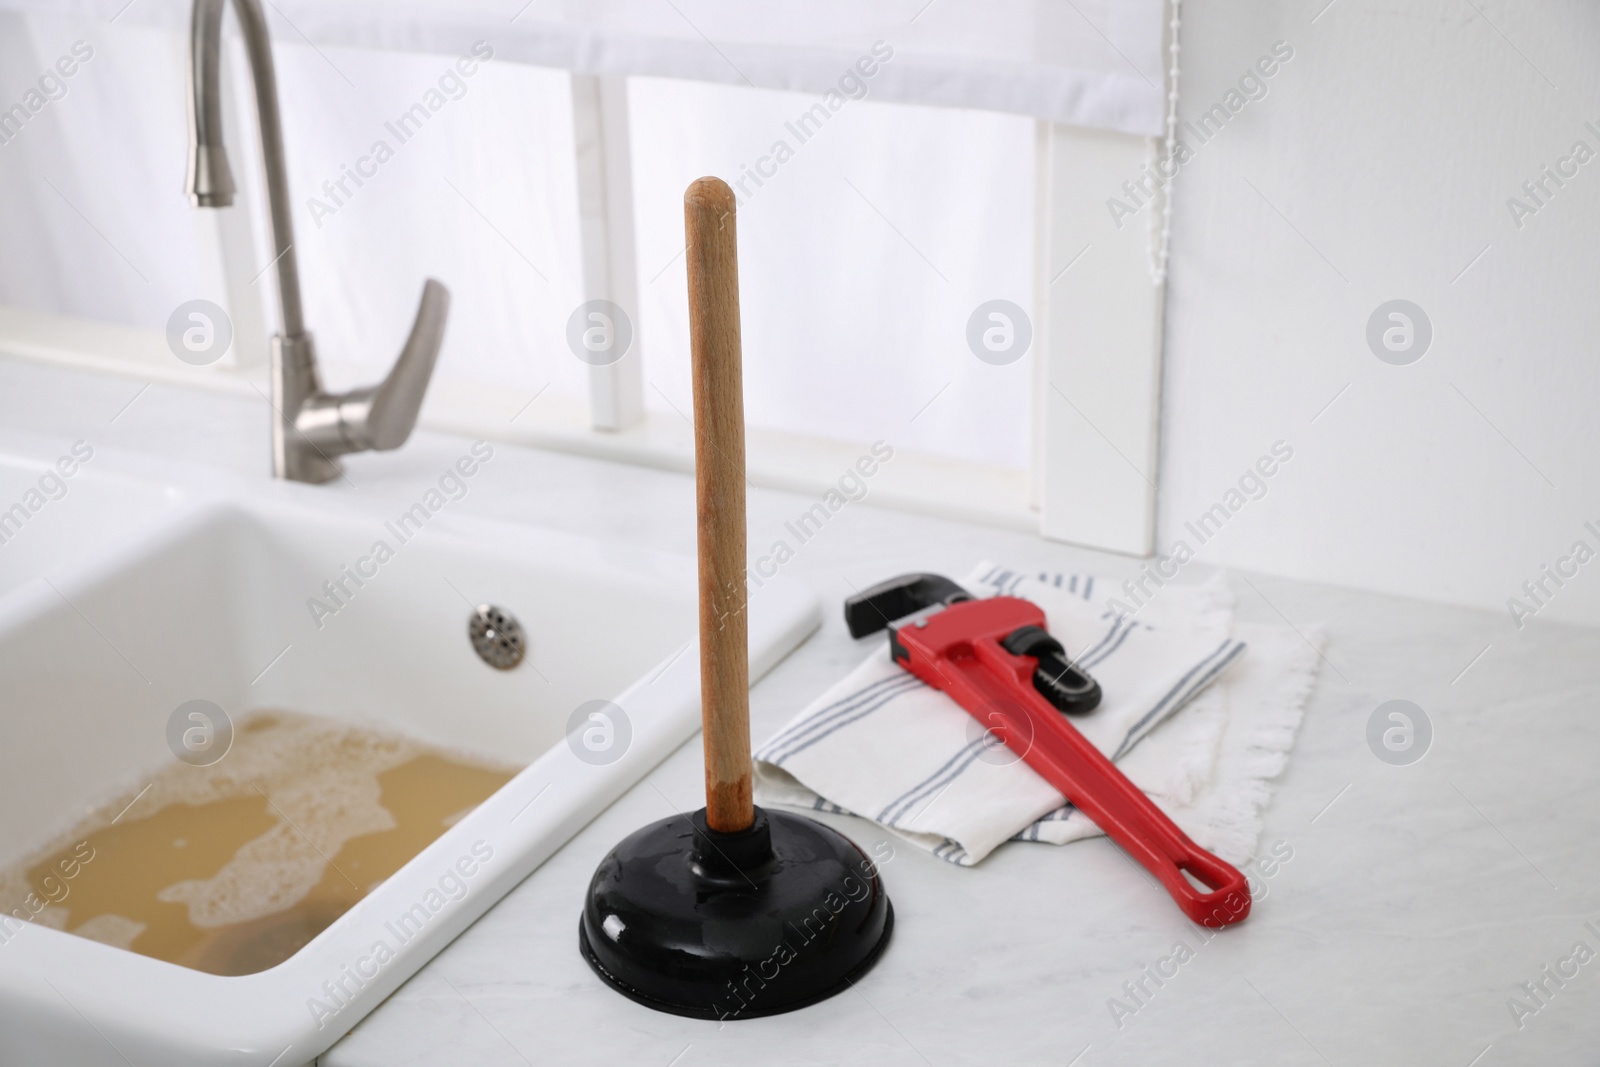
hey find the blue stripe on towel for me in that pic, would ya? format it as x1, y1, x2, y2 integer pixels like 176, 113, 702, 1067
1111, 638, 1246, 761
757, 673, 918, 760
1081, 617, 1140, 669
1016, 804, 1081, 840
877, 736, 991, 826
757, 674, 905, 756
761, 675, 925, 765
1074, 615, 1126, 665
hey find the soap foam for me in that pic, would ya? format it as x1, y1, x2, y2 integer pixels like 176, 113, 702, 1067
150, 713, 414, 928
73, 913, 146, 950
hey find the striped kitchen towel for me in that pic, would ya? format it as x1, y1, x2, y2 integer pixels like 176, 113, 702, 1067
753, 563, 1319, 867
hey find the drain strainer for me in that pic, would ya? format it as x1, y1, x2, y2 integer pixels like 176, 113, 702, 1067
468, 604, 525, 670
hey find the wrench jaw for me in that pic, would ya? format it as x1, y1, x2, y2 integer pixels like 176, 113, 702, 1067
884, 602, 957, 671
849, 574, 1101, 716
888, 596, 1091, 713
1001, 625, 1102, 715
843, 572, 972, 639
890, 601, 1023, 699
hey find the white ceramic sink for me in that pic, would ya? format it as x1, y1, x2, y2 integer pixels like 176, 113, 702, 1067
0, 445, 184, 600
0, 485, 818, 1065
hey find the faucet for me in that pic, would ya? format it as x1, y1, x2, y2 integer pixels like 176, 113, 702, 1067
185, 0, 449, 483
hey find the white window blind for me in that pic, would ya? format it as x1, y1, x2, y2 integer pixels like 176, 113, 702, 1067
2, 0, 1169, 134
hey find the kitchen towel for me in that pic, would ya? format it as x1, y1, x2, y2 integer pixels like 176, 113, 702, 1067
753, 563, 1320, 866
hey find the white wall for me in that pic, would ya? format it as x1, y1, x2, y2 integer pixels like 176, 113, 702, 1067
1156, 0, 1600, 629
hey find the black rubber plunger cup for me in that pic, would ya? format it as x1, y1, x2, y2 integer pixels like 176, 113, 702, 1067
578, 177, 892, 1020
579, 806, 894, 1020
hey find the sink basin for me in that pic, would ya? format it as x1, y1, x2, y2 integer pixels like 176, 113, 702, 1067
0, 491, 818, 1065
0, 446, 183, 601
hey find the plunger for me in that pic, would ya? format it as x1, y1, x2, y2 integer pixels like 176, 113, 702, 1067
578, 177, 894, 1020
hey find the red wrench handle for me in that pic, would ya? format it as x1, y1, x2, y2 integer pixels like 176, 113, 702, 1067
981, 638, 1249, 925
893, 598, 1251, 927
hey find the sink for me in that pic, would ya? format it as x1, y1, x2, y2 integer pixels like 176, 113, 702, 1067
0, 490, 819, 1065
0, 445, 183, 601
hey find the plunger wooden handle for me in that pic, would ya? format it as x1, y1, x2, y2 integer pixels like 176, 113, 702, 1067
685, 177, 753, 833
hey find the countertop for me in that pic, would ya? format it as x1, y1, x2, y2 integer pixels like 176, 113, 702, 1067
3, 356, 1597, 1066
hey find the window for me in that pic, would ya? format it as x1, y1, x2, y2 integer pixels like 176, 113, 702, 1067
628, 76, 1037, 471
0, 2, 1174, 549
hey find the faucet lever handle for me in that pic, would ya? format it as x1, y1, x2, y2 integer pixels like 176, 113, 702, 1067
365, 278, 450, 450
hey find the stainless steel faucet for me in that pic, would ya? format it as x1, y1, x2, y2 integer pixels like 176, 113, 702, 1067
185, 0, 449, 483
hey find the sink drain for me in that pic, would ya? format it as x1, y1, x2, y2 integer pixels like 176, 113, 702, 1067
468, 604, 525, 670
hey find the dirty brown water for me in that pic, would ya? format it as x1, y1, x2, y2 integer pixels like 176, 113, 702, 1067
0, 711, 518, 976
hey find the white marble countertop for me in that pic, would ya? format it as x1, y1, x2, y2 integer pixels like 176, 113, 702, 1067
2, 356, 1596, 1066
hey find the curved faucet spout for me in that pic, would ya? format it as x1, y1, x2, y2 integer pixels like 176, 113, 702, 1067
185, 0, 447, 484
187, 0, 303, 337
186, 0, 235, 207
